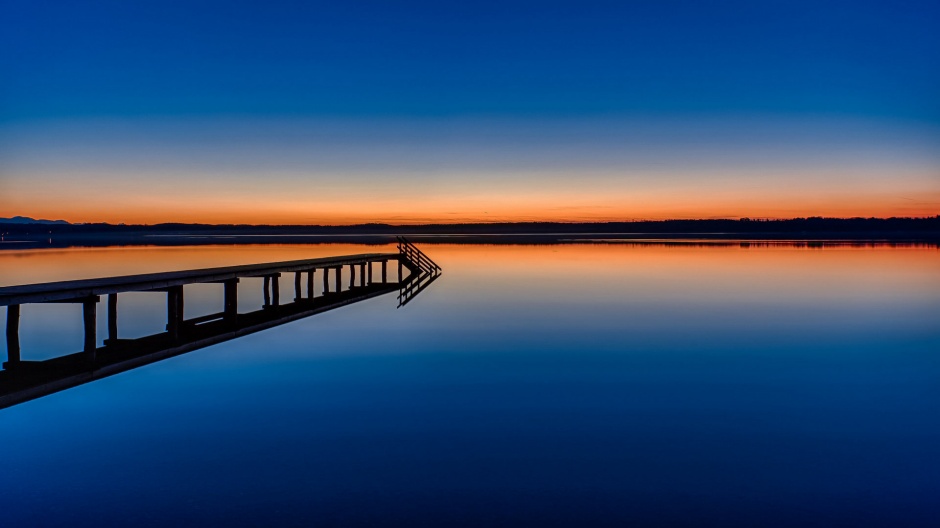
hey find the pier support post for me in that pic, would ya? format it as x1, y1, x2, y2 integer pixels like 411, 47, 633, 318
167, 286, 183, 340
294, 272, 302, 301
350, 264, 356, 289
368, 262, 373, 284
398, 260, 403, 282
224, 279, 238, 322
107, 293, 118, 343
6, 305, 20, 367
307, 270, 314, 299
261, 274, 280, 307
83, 298, 97, 362
361, 263, 367, 286
323, 268, 330, 294
336, 267, 342, 292
382, 260, 387, 283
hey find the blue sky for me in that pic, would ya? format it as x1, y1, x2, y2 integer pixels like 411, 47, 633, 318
1, 0, 938, 222
4, 0, 939, 120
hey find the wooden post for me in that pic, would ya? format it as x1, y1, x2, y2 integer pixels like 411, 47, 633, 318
271, 275, 280, 306
367, 262, 373, 284
167, 286, 183, 340
83, 298, 97, 362
307, 270, 314, 299
6, 305, 20, 366
350, 264, 357, 289
336, 267, 342, 292
177, 288, 184, 330
398, 259, 403, 282
224, 279, 238, 322
294, 271, 302, 301
361, 263, 367, 286
382, 260, 387, 283
323, 268, 330, 294
263, 276, 271, 307
107, 293, 118, 343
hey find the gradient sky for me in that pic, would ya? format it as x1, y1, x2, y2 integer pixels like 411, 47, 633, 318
1, 0, 939, 224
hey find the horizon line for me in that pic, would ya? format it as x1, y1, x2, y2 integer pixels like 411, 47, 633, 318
4, 215, 939, 228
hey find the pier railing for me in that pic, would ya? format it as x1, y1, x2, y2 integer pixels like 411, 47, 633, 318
0, 240, 441, 409
395, 236, 442, 307
397, 236, 441, 274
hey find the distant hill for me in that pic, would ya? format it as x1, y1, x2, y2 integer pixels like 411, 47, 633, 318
0, 216, 70, 225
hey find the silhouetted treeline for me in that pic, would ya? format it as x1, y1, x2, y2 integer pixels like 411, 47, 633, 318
3, 216, 939, 234
1, 216, 938, 248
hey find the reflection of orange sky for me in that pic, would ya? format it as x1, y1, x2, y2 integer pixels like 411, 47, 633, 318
3, 244, 938, 302
422, 243, 940, 305
2, 243, 937, 340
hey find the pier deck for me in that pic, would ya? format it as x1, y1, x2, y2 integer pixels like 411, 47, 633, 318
0, 238, 441, 409
0, 253, 400, 306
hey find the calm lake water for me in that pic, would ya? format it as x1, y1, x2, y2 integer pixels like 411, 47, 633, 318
1, 242, 938, 526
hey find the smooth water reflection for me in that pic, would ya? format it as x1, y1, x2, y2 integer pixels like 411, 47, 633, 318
1, 243, 938, 526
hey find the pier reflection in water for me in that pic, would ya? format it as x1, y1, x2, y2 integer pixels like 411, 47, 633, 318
0, 238, 441, 409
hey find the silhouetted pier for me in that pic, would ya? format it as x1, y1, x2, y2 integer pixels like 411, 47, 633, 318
0, 238, 440, 409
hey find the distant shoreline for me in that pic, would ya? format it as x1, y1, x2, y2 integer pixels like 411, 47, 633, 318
1, 217, 939, 250
5, 237, 940, 252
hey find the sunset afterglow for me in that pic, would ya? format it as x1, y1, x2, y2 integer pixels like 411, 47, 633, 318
3, 117, 938, 224
3, 2, 938, 224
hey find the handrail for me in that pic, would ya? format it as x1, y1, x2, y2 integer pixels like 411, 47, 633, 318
396, 236, 441, 273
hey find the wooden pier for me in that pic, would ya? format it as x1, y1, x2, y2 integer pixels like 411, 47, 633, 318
0, 238, 441, 409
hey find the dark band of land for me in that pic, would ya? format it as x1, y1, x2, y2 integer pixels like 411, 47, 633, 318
1, 217, 938, 249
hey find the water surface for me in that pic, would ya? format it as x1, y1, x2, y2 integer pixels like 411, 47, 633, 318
1, 243, 938, 526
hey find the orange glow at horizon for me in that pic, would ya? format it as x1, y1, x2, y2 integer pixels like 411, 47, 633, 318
5, 116, 939, 225
6, 185, 939, 225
